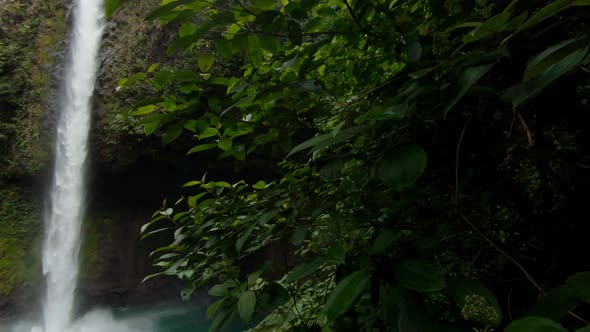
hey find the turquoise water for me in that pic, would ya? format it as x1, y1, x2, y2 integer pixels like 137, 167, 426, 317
6, 304, 239, 332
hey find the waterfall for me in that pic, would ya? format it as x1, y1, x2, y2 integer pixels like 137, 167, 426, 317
41, 0, 104, 331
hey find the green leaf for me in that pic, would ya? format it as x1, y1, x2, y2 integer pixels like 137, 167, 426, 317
377, 144, 427, 190
529, 285, 580, 320
566, 271, 590, 304
505, 317, 568, 332
206, 298, 225, 319
104, 0, 123, 18
259, 35, 279, 54
187, 143, 217, 155
514, 0, 580, 36
286, 256, 327, 282
394, 259, 445, 292
503, 43, 588, 107
236, 224, 256, 255
143, 121, 159, 136
216, 38, 236, 59
287, 127, 362, 158
248, 35, 263, 67
252, 181, 266, 189
462, 12, 510, 43
327, 245, 346, 263
218, 138, 232, 151
525, 37, 589, 80
118, 72, 146, 88
147, 63, 160, 73
131, 105, 157, 116
576, 328, 590, 332
198, 53, 215, 72
162, 122, 184, 145
179, 22, 196, 38
257, 282, 289, 310
199, 127, 219, 139
371, 229, 396, 254
325, 270, 370, 322
238, 290, 256, 323
443, 63, 493, 116
153, 71, 173, 87
407, 40, 422, 63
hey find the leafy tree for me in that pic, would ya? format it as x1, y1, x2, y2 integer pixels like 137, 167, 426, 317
108, 0, 590, 331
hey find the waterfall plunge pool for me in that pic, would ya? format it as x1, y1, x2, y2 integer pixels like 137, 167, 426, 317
5, 303, 239, 332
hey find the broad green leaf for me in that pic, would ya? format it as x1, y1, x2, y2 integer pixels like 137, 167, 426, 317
325, 270, 369, 322
371, 229, 396, 254
287, 127, 362, 157
443, 63, 493, 116
529, 285, 580, 320
259, 35, 279, 54
248, 35, 263, 67
217, 138, 232, 151
576, 328, 590, 332
147, 62, 160, 73
327, 245, 346, 263
162, 122, 184, 145
514, 0, 581, 36
104, 0, 123, 18
252, 181, 266, 189
566, 271, 590, 304
525, 37, 589, 80
394, 259, 445, 292
153, 70, 173, 87
462, 12, 510, 43
505, 317, 568, 332
289, 225, 307, 246
407, 40, 422, 63
206, 298, 225, 319
118, 72, 146, 88
143, 122, 159, 136
187, 143, 217, 155
199, 127, 219, 139
198, 54, 215, 72
179, 22, 196, 38
503, 44, 588, 107
131, 105, 157, 116
173, 71, 199, 81
286, 256, 327, 282
236, 224, 255, 254
238, 290, 256, 323
255, 0, 277, 10
216, 38, 235, 59
377, 144, 427, 190
257, 282, 289, 310
182, 180, 200, 187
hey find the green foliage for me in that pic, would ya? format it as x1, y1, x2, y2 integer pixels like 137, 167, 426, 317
116, 0, 590, 331
0, 187, 41, 296
0, 0, 66, 177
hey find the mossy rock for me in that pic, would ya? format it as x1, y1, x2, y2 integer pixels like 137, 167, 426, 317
0, 187, 42, 296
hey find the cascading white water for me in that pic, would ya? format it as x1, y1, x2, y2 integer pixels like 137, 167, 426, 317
41, 1, 104, 331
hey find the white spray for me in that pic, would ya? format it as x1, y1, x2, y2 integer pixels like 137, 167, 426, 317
41, 0, 104, 331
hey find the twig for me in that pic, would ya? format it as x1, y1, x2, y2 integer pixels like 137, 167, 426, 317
459, 213, 590, 326
455, 114, 472, 206
459, 213, 543, 292
507, 288, 513, 321
514, 109, 533, 147
342, 0, 365, 33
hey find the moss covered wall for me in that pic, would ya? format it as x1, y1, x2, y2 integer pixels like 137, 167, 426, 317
0, 187, 41, 297
0, 0, 66, 178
